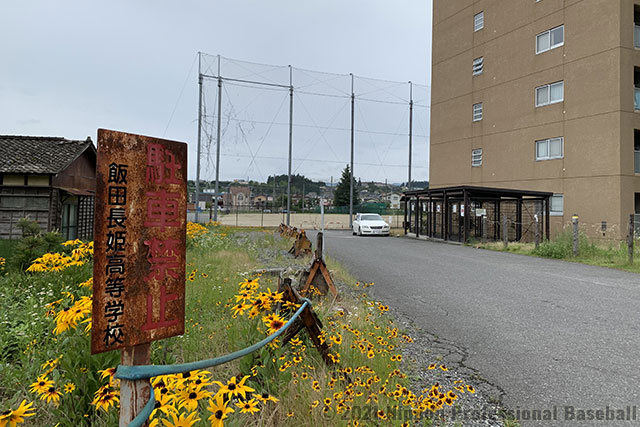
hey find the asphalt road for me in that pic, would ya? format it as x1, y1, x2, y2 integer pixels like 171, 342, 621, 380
317, 230, 640, 426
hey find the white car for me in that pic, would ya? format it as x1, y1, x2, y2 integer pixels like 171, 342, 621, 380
352, 213, 390, 236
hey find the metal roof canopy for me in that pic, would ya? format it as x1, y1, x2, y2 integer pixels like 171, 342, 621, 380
402, 185, 552, 243
403, 185, 553, 200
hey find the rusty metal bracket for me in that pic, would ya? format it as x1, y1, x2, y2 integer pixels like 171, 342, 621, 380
300, 232, 338, 297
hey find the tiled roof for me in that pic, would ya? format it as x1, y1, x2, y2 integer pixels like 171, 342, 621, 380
0, 135, 94, 174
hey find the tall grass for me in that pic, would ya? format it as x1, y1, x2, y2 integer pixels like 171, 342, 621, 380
475, 230, 640, 273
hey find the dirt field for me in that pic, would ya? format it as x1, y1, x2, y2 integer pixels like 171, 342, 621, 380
188, 212, 404, 230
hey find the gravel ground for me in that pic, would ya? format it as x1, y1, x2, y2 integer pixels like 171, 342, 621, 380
257, 231, 509, 426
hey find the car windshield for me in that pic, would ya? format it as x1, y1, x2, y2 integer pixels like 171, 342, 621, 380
361, 214, 383, 221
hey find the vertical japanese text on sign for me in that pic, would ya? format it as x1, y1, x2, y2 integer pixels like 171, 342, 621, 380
92, 129, 187, 355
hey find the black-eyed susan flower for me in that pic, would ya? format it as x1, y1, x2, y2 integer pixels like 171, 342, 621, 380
1, 400, 35, 426
178, 387, 211, 411
41, 386, 62, 406
256, 392, 278, 404
214, 376, 254, 400
29, 376, 53, 395
207, 394, 234, 427
160, 411, 200, 427
235, 398, 260, 414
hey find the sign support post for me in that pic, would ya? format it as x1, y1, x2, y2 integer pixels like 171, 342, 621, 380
119, 343, 151, 426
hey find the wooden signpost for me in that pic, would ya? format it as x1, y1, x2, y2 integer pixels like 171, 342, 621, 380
92, 129, 187, 426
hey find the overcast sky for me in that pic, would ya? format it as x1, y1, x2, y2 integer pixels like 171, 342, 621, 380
1, 1, 432, 184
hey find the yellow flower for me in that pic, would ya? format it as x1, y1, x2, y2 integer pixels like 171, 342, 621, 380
255, 392, 279, 403
161, 411, 200, 427
91, 386, 119, 412
207, 395, 234, 427
177, 387, 211, 412
213, 376, 254, 400
29, 376, 53, 395
262, 314, 285, 335
63, 383, 76, 394
1, 400, 35, 427
235, 398, 260, 414
40, 386, 62, 406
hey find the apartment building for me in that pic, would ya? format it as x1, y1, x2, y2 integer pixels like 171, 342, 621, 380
430, 0, 640, 237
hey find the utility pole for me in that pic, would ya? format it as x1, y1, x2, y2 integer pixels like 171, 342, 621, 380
272, 175, 276, 211
349, 73, 355, 228
195, 52, 203, 223
287, 65, 293, 225
213, 54, 222, 222
302, 180, 305, 213
408, 81, 413, 191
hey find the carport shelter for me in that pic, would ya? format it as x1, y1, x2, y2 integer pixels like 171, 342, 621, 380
402, 186, 552, 243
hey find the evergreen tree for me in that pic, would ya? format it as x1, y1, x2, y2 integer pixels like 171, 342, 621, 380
334, 165, 359, 207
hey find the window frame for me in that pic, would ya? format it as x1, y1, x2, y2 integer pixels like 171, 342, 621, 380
535, 81, 564, 107
472, 102, 483, 122
472, 56, 484, 76
550, 194, 564, 216
536, 25, 564, 54
535, 137, 564, 161
471, 148, 483, 167
474, 12, 484, 32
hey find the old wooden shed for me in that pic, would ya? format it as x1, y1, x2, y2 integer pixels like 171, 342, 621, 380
0, 135, 96, 240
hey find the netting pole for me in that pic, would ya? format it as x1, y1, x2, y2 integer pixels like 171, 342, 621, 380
195, 52, 203, 223
408, 81, 413, 191
214, 55, 222, 222
349, 73, 355, 228
287, 65, 293, 226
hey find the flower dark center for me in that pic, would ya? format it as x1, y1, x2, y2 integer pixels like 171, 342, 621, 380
228, 383, 236, 390
189, 392, 197, 399
262, 393, 269, 398
215, 410, 223, 419
48, 387, 55, 393
39, 381, 45, 386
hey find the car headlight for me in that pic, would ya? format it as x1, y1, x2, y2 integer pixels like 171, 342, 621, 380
362, 225, 370, 229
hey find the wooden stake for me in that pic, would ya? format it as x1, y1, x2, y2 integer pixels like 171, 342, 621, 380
119, 343, 151, 426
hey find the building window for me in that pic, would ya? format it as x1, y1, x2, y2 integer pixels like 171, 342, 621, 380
472, 103, 483, 121
635, 6, 640, 48
474, 12, 484, 32
550, 194, 564, 216
536, 81, 564, 107
472, 57, 484, 76
536, 25, 564, 54
635, 130, 640, 173
635, 68, 640, 110
472, 148, 483, 167
536, 137, 564, 160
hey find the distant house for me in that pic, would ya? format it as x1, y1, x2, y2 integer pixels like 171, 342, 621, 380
223, 185, 251, 207
386, 193, 402, 210
0, 135, 96, 240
